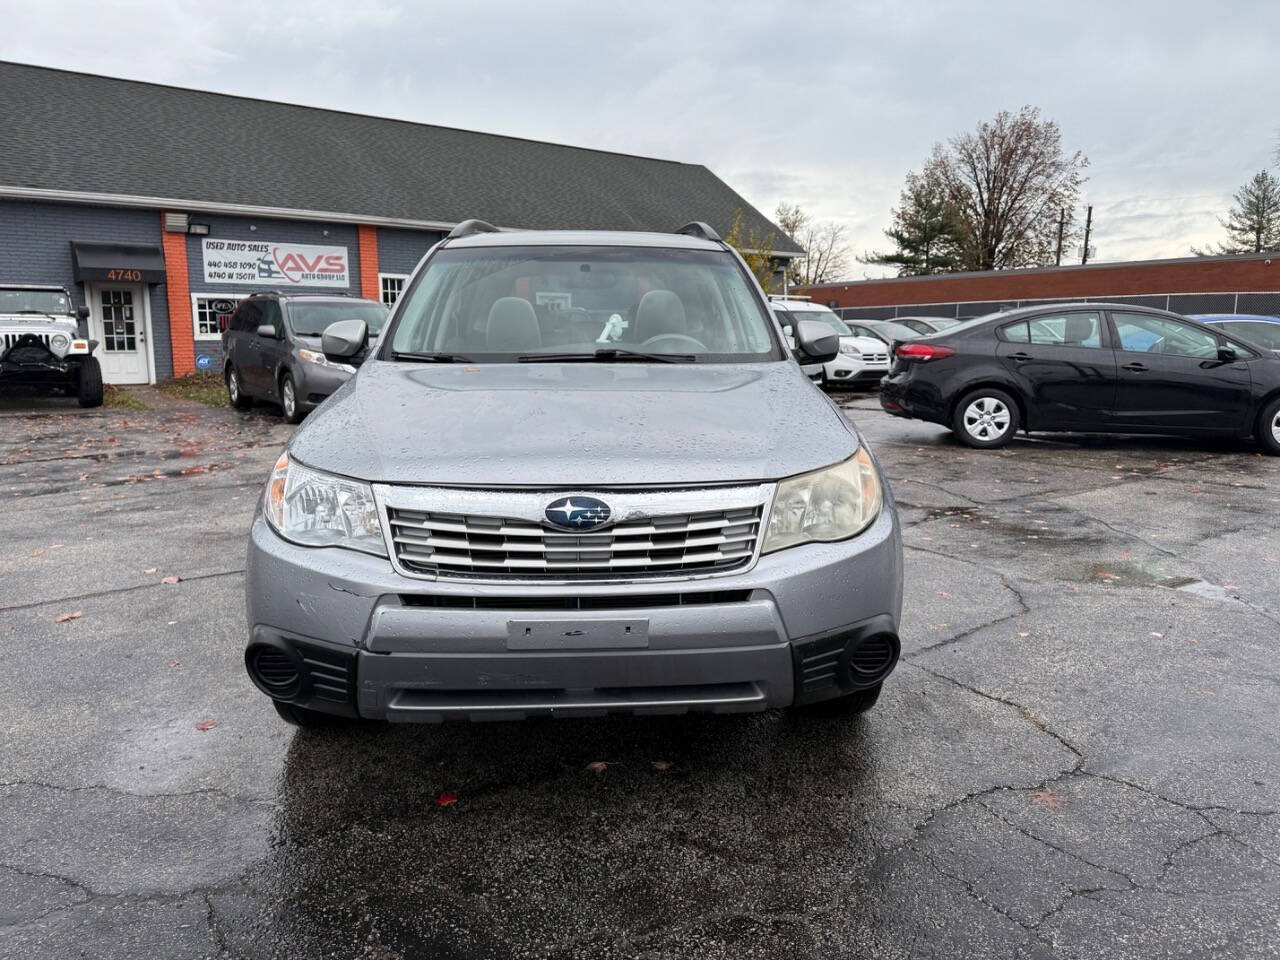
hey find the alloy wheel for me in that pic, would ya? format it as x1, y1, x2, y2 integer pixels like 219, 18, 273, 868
282, 379, 296, 419
963, 397, 1011, 441
1272, 409, 1280, 446
228, 370, 239, 403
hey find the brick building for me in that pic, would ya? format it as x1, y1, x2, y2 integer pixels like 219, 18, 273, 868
798, 253, 1280, 322
0, 62, 798, 384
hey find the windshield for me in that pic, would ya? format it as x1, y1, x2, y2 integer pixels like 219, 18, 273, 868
288, 300, 389, 337
870, 322, 921, 341
0, 288, 71, 316
791, 310, 852, 336
386, 246, 781, 362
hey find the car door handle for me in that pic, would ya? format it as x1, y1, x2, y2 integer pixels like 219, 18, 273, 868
1008, 352, 1033, 362
1121, 362, 1148, 372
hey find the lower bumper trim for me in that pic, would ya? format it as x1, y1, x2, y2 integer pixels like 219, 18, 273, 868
386, 681, 766, 722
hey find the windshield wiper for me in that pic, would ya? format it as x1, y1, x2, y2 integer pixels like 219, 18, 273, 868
518, 348, 696, 364
391, 351, 473, 363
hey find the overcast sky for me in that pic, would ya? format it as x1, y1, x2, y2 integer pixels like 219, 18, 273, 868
4, 0, 1277, 277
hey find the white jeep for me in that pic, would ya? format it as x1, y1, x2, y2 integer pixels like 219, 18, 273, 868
0, 285, 103, 407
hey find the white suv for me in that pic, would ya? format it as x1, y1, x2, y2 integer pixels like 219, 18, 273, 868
771, 299, 889, 389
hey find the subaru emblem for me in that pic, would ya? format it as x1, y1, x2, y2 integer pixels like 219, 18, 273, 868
544, 496, 612, 532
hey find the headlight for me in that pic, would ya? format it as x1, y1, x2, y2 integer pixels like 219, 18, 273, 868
51, 334, 70, 350
839, 342, 859, 356
762, 447, 883, 554
263, 452, 386, 556
298, 348, 355, 373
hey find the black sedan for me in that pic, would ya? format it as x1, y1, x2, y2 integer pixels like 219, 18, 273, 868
879, 302, 1280, 454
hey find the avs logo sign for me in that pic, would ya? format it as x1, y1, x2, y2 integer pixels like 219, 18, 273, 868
202, 239, 349, 288
543, 496, 613, 532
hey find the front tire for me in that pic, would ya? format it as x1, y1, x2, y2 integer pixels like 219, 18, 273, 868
952, 387, 1020, 448
1257, 396, 1280, 456
280, 372, 304, 424
226, 365, 251, 409
76, 357, 103, 408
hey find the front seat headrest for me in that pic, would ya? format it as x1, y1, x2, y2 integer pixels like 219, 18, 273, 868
485, 297, 542, 351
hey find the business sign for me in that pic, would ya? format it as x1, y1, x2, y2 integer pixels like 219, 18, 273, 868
202, 239, 349, 288
195, 354, 212, 371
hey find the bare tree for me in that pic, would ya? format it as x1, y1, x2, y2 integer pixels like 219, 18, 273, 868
1192, 169, 1280, 255
923, 106, 1088, 270
775, 203, 850, 286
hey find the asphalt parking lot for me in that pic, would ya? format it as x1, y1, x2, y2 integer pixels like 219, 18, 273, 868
2, 388, 1278, 960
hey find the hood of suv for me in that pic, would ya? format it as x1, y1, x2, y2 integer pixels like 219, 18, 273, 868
289, 360, 859, 486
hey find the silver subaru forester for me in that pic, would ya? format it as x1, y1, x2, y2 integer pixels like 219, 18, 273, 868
244, 221, 903, 726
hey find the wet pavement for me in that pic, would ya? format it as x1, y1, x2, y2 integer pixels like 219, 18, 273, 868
1, 389, 1278, 959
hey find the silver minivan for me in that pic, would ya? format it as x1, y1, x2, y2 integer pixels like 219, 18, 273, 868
244, 221, 903, 725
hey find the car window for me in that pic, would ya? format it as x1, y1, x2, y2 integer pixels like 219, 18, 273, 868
1000, 320, 1030, 343
773, 309, 795, 334
1013, 311, 1104, 348
850, 324, 881, 340
870, 322, 920, 341
260, 300, 284, 338
1221, 320, 1280, 350
239, 299, 264, 333
898, 319, 930, 334
1113, 312, 1219, 358
791, 310, 851, 336
288, 301, 390, 337
388, 245, 781, 362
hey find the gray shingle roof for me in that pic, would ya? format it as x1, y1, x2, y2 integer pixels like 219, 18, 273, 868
0, 62, 801, 254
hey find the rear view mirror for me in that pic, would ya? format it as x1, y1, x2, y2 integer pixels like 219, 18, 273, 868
1217, 345, 1239, 363
256, 324, 278, 339
76, 305, 90, 321
322, 319, 368, 359
793, 319, 840, 364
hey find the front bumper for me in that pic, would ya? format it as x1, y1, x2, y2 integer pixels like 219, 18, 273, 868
244, 503, 903, 721
824, 354, 890, 384
294, 362, 353, 410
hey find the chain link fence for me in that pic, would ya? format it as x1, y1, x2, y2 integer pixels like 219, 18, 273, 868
836, 291, 1280, 322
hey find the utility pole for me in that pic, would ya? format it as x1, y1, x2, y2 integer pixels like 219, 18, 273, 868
1054, 208, 1066, 266
1081, 205, 1093, 265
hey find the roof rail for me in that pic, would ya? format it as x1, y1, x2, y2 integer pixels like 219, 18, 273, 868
767, 294, 811, 302
447, 219, 501, 240
674, 221, 722, 243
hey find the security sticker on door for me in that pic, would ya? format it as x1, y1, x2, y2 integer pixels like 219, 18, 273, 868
507, 618, 649, 650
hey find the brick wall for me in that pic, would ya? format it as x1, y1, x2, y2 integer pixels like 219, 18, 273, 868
801, 254, 1280, 313
0, 199, 174, 379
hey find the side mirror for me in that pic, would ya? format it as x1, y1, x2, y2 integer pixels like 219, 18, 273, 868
75, 305, 90, 321
793, 319, 840, 364
1217, 345, 1239, 363
322, 319, 368, 360
256, 324, 278, 339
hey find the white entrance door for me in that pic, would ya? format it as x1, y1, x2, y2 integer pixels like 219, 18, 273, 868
91, 285, 150, 384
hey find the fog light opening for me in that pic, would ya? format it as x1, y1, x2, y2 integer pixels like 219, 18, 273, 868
246, 644, 301, 699
848, 633, 899, 682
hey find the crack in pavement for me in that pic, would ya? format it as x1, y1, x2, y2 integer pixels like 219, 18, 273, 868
0, 568, 245, 614
0, 778, 276, 809
906, 576, 1033, 658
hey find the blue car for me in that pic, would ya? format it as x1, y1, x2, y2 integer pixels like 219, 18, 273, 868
1190, 314, 1280, 353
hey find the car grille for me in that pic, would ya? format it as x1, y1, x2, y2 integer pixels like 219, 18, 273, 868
2, 332, 52, 353
861, 351, 890, 363
387, 505, 764, 579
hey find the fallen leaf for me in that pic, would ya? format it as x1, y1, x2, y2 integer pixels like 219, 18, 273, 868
161, 575, 181, 585
54, 610, 83, 623
144, 567, 158, 574
936, 590, 950, 598
435, 790, 459, 807
1017, 631, 1030, 638
195, 720, 217, 731
31, 549, 44, 557
651, 760, 673, 772
167, 659, 181, 668
1150, 632, 1163, 638
585, 761, 608, 775
1031, 789, 1066, 810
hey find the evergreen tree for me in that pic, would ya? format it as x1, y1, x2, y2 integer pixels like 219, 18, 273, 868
865, 174, 964, 275
1194, 170, 1280, 255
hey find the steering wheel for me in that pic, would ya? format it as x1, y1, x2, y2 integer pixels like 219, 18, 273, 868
641, 333, 707, 352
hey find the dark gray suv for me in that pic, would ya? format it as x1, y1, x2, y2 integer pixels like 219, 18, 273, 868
222, 293, 388, 422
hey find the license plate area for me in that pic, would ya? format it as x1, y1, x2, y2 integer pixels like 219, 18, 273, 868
506, 618, 649, 650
